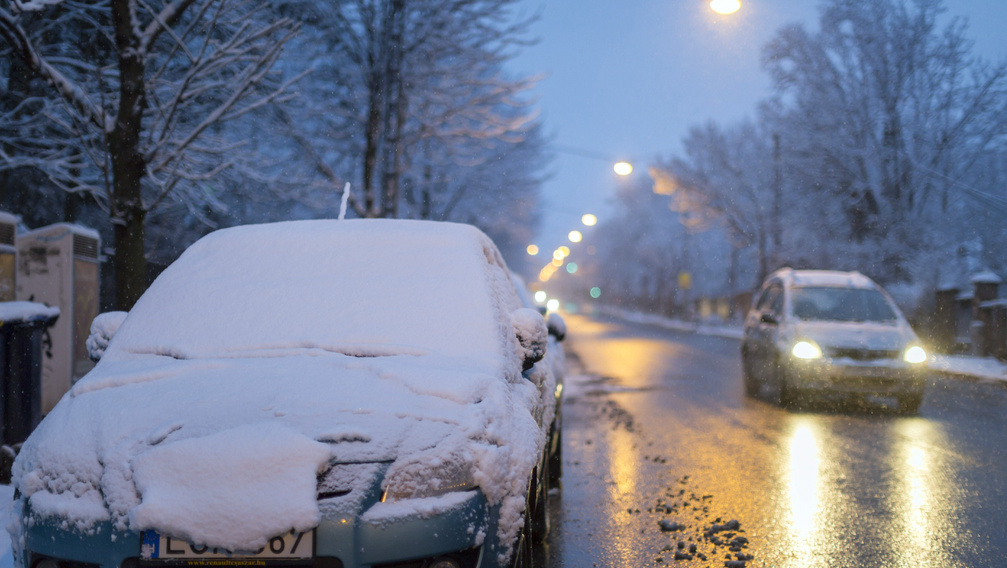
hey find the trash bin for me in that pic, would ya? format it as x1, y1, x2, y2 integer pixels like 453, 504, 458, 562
0, 301, 59, 478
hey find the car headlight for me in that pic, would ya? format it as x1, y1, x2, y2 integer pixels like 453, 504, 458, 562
381, 460, 478, 503
791, 340, 823, 359
903, 345, 927, 364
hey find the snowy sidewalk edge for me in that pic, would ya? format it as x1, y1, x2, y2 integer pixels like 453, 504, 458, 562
592, 305, 1007, 386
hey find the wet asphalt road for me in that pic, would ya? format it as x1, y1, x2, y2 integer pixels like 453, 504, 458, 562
539, 312, 1007, 568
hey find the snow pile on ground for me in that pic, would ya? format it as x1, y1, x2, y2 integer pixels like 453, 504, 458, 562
929, 354, 1007, 383
10, 219, 553, 561
598, 305, 745, 339
600, 304, 1007, 384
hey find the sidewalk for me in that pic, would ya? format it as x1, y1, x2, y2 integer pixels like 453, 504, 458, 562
597, 306, 1007, 386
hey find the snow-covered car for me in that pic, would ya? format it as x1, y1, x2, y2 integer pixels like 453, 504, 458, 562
10, 219, 561, 568
740, 268, 928, 413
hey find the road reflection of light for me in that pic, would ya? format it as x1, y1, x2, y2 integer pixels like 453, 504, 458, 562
893, 419, 952, 568
608, 426, 638, 497
786, 420, 821, 559
606, 417, 640, 566
602, 339, 677, 389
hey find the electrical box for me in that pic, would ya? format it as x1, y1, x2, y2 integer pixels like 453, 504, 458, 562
0, 212, 17, 302
16, 224, 100, 413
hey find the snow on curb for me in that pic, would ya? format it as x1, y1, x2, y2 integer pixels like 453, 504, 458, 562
595, 305, 1007, 385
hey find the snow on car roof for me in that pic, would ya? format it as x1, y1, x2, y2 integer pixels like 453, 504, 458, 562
107, 219, 514, 361
779, 269, 878, 289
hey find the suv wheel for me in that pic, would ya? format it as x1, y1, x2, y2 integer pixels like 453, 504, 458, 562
741, 351, 759, 397
897, 392, 924, 414
776, 361, 799, 408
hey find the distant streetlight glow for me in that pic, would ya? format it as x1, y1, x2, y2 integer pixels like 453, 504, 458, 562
566, 262, 578, 274
553, 249, 565, 261
613, 161, 633, 176
568, 230, 583, 243
590, 287, 602, 299
526, 244, 539, 256
710, 0, 740, 15
534, 290, 547, 303
547, 299, 560, 312
558, 246, 571, 256
582, 214, 598, 226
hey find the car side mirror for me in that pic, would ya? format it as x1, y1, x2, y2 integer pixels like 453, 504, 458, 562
86, 311, 128, 362
760, 312, 779, 325
512, 308, 548, 372
547, 313, 566, 341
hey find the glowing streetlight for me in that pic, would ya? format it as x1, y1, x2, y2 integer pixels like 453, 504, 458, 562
613, 161, 633, 176
582, 214, 598, 226
553, 249, 566, 261
526, 244, 539, 256
568, 230, 583, 243
558, 246, 571, 257
710, 0, 740, 15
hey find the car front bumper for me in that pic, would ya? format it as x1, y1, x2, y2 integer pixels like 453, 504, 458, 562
18, 490, 514, 568
784, 358, 927, 396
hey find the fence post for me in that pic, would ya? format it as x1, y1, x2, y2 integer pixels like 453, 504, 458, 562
934, 287, 958, 353
971, 271, 1002, 357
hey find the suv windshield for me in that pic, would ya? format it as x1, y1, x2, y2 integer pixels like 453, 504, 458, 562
791, 286, 898, 323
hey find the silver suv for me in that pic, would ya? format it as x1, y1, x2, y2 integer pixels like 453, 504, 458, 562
741, 268, 928, 413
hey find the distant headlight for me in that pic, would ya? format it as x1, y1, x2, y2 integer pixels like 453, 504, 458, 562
904, 345, 927, 364
381, 461, 477, 503
791, 340, 823, 360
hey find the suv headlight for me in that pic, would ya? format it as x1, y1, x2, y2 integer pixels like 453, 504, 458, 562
903, 345, 927, 364
791, 340, 823, 360
381, 460, 478, 502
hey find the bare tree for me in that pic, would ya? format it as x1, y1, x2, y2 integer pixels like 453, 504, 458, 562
0, 0, 300, 308
273, 0, 541, 222
650, 119, 778, 284
762, 0, 1007, 279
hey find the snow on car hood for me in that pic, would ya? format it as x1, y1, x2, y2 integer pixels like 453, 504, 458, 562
11, 349, 544, 552
790, 320, 917, 350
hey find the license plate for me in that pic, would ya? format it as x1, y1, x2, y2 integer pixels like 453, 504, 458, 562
140, 530, 314, 562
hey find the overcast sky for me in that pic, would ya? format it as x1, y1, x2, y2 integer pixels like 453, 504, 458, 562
509, 0, 1007, 256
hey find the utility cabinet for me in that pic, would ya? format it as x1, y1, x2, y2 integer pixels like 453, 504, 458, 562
16, 224, 100, 413
0, 212, 17, 302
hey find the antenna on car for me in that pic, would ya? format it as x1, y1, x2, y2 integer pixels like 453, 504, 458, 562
338, 182, 351, 220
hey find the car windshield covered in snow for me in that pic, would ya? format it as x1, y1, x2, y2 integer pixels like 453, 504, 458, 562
791, 286, 898, 323
106, 220, 510, 361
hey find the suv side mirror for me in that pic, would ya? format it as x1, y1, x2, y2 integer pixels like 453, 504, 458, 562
760, 312, 779, 325
512, 308, 548, 372
86, 311, 128, 362
546, 313, 566, 341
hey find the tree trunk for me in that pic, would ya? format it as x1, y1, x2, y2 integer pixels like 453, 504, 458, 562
109, 0, 149, 310
381, 0, 405, 219
362, 46, 383, 218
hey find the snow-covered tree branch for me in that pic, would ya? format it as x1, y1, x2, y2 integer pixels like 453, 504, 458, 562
0, 0, 299, 309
